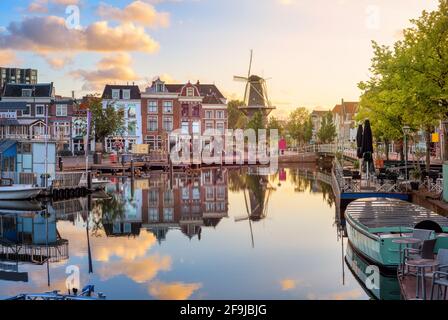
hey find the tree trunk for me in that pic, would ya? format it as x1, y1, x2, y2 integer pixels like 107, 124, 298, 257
425, 127, 431, 174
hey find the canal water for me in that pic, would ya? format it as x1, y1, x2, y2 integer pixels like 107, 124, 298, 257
0, 166, 385, 300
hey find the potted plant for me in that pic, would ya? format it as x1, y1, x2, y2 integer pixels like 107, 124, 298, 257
409, 169, 422, 191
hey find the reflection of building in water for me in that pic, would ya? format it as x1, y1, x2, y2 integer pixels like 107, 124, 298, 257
142, 168, 229, 242
0, 211, 69, 266
100, 181, 143, 238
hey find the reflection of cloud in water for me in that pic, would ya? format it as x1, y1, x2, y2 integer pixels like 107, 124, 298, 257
148, 281, 202, 300
59, 221, 157, 262
307, 289, 364, 300
280, 279, 298, 291
98, 256, 171, 283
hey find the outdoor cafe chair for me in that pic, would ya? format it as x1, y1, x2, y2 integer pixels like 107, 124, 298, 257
429, 249, 448, 300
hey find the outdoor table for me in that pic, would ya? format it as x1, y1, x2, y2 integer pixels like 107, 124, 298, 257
392, 238, 422, 274
405, 259, 439, 300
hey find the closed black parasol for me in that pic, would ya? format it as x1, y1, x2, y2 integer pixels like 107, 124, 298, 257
361, 119, 375, 172
356, 124, 363, 159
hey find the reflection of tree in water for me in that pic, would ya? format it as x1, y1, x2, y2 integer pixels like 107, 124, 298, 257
288, 168, 335, 207
319, 181, 335, 208
288, 168, 313, 193
90, 194, 127, 237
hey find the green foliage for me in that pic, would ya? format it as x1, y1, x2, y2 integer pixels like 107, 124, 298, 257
227, 100, 248, 129
358, 0, 448, 170
287, 107, 312, 145
317, 112, 337, 143
247, 111, 266, 131
267, 116, 284, 137
88, 95, 125, 144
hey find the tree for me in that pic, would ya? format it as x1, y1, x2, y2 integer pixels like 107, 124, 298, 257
247, 111, 266, 131
267, 116, 284, 137
317, 112, 337, 144
227, 100, 247, 129
86, 95, 125, 151
358, 0, 448, 170
287, 107, 312, 146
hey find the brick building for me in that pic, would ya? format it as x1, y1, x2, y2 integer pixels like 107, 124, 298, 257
141, 78, 228, 151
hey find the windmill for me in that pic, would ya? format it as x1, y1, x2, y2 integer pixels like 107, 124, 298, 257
234, 50, 276, 120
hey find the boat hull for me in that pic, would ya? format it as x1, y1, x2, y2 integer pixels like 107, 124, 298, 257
346, 215, 401, 269
0, 186, 43, 200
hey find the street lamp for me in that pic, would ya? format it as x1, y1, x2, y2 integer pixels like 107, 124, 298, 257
403, 125, 411, 180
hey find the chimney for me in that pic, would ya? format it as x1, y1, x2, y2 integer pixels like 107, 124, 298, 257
72, 90, 75, 99
196, 80, 200, 85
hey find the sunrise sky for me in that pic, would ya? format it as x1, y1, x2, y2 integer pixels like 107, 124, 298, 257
0, 0, 441, 118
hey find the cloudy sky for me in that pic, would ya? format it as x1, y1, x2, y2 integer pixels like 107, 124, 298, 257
0, 0, 441, 118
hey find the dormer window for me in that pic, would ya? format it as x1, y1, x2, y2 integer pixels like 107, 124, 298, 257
156, 83, 165, 93
186, 87, 194, 97
22, 89, 32, 97
122, 89, 131, 100
112, 89, 120, 99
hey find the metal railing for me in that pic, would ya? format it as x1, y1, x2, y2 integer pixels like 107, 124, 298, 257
52, 172, 87, 189
1, 172, 37, 185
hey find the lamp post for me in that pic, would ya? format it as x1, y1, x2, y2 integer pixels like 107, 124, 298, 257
403, 125, 411, 180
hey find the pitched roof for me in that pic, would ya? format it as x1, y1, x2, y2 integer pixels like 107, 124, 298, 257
164, 84, 225, 100
202, 93, 224, 105
101, 85, 141, 100
311, 110, 329, 117
2, 83, 54, 98
332, 104, 343, 114
343, 102, 358, 114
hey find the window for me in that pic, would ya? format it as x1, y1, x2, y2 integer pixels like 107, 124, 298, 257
163, 208, 174, 222
163, 116, 173, 132
192, 121, 200, 134
148, 101, 158, 113
56, 104, 67, 117
21, 105, 31, 117
53, 122, 70, 137
192, 187, 200, 200
192, 105, 200, 117
163, 101, 173, 114
186, 87, 194, 97
22, 89, 32, 97
147, 116, 158, 132
206, 187, 214, 200
35, 105, 45, 117
216, 110, 224, 119
20, 143, 32, 154
148, 189, 159, 206
181, 104, 189, 117
216, 186, 226, 200
122, 89, 131, 100
145, 135, 163, 150
216, 122, 225, 134
182, 188, 189, 200
205, 110, 213, 119
149, 208, 159, 222
112, 89, 120, 99
164, 190, 174, 206
156, 83, 164, 92
128, 106, 136, 119
181, 122, 189, 134
205, 121, 214, 130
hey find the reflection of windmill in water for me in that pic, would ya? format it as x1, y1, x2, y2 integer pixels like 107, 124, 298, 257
234, 174, 276, 248
234, 50, 276, 121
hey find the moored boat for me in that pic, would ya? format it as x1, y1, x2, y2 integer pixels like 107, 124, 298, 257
0, 185, 43, 200
345, 198, 448, 269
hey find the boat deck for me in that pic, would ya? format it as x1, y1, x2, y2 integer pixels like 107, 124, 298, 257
399, 274, 448, 300
346, 198, 448, 231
